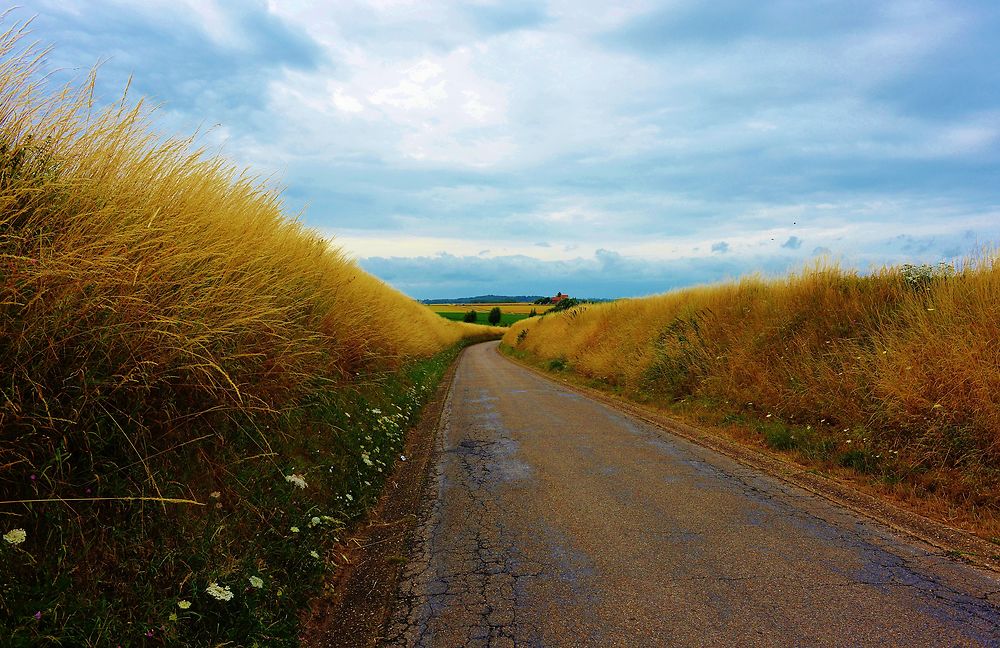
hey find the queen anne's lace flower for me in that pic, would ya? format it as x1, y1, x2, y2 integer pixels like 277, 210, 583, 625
205, 583, 234, 601
3, 528, 26, 545
177, 600, 191, 610
249, 576, 263, 589
285, 474, 308, 489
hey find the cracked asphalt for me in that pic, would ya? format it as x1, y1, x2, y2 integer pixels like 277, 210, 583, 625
387, 342, 1000, 646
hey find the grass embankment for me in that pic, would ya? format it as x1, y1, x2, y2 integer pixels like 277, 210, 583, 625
0, 25, 500, 646
503, 261, 1000, 539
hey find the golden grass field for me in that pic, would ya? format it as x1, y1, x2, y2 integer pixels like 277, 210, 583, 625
0, 23, 495, 439
0, 23, 502, 644
504, 259, 1000, 535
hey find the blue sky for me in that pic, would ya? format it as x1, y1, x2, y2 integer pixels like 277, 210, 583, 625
20, 0, 1000, 299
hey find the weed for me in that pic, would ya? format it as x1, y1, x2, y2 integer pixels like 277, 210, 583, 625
838, 449, 881, 474
761, 424, 798, 451
548, 358, 568, 371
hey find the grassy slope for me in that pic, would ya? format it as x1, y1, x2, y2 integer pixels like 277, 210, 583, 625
502, 261, 1000, 538
0, 26, 501, 645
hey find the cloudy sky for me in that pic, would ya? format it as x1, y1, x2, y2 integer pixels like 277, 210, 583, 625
22, 0, 1000, 298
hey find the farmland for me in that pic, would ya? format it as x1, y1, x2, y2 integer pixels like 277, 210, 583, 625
429, 302, 550, 326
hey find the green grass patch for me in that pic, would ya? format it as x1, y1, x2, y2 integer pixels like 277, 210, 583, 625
838, 448, 881, 474
547, 357, 569, 371
760, 422, 799, 451
436, 311, 530, 326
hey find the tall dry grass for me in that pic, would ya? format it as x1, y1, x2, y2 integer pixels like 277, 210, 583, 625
0, 21, 486, 448
0, 20, 502, 643
505, 258, 1000, 509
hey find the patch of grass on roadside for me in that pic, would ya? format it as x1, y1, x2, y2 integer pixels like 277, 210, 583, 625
1, 343, 467, 647
547, 357, 569, 371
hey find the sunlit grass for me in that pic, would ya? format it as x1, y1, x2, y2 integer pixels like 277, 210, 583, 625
0, 21, 499, 645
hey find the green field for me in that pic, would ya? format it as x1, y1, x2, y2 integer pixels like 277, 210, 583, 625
436, 311, 533, 326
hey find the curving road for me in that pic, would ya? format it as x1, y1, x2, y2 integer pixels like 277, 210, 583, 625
387, 342, 1000, 647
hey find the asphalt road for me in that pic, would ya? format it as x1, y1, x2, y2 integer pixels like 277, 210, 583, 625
387, 342, 1000, 647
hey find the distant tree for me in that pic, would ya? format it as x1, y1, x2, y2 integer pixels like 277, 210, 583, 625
550, 297, 583, 312
463, 310, 478, 323
528, 308, 537, 317
488, 306, 501, 325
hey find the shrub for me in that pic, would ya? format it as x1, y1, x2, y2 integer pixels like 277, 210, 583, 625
463, 310, 478, 323
488, 306, 501, 325
550, 297, 583, 312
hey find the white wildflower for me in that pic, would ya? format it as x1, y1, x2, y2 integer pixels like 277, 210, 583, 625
310, 550, 320, 559
285, 474, 308, 489
168, 612, 178, 622
3, 528, 26, 545
205, 582, 234, 601
249, 576, 264, 589
345, 493, 353, 502
290, 526, 300, 533
361, 453, 374, 467
309, 516, 321, 528
177, 600, 191, 610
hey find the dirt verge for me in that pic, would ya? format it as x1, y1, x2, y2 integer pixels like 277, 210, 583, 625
499, 345, 1000, 574
300, 347, 465, 647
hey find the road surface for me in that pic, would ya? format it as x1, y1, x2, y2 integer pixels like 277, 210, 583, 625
387, 342, 1000, 646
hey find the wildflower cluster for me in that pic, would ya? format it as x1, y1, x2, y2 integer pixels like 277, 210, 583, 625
3, 528, 26, 545
335, 388, 428, 508
205, 582, 234, 601
900, 262, 955, 289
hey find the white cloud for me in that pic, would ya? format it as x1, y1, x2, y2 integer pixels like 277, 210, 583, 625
331, 88, 364, 113
29, 0, 1000, 298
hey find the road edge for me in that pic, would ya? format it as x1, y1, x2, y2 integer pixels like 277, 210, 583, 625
300, 343, 468, 647
496, 343, 1000, 574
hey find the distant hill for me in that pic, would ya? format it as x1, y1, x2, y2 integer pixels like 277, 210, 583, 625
422, 295, 545, 304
